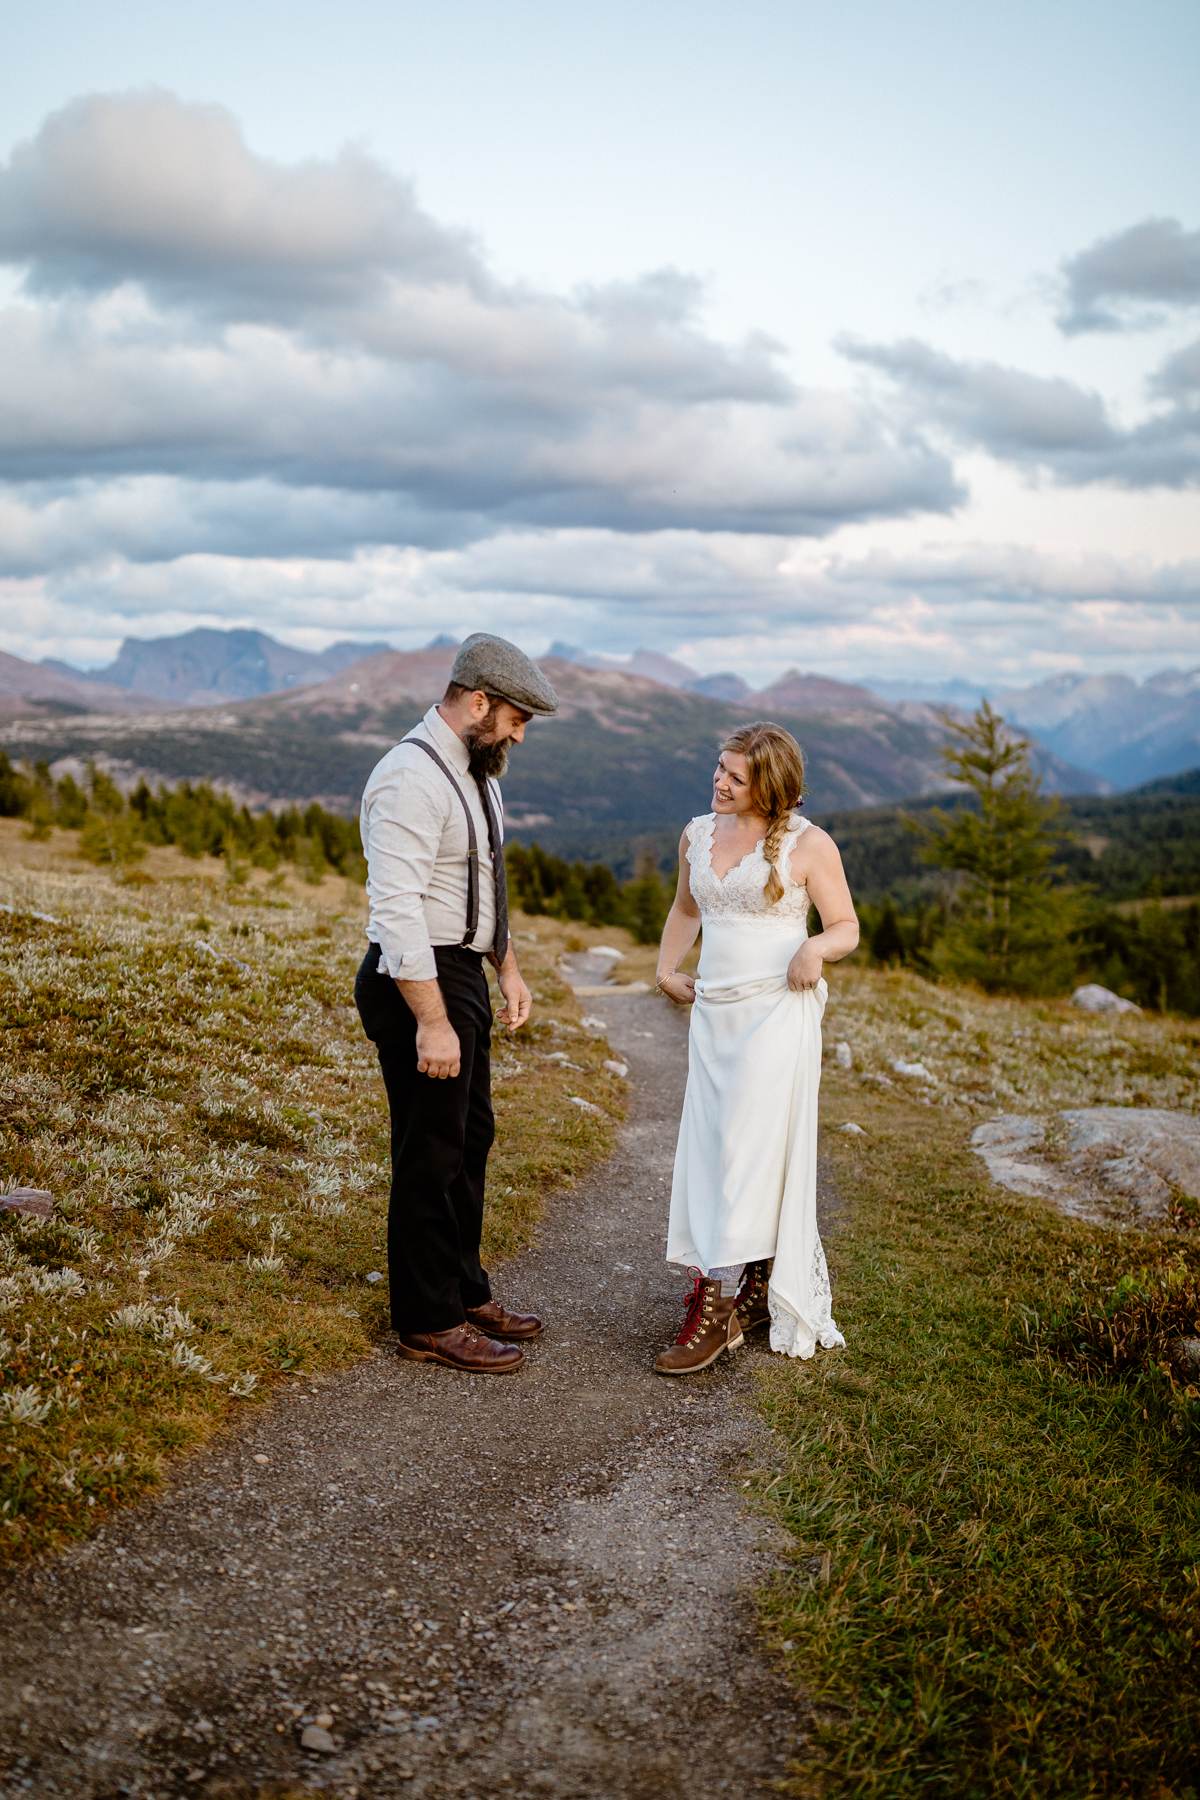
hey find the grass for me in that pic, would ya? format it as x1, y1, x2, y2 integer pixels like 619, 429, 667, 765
0, 820, 626, 1561
758, 964, 1199, 1798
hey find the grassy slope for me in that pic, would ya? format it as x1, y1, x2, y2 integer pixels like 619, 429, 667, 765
0, 821, 626, 1561
760, 966, 1199, 1798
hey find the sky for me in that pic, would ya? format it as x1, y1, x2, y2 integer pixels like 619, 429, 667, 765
0, 0, 1197, 687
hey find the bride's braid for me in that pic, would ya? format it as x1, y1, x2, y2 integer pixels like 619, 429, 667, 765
720, 721, 807, 908
762, 810, 793, 906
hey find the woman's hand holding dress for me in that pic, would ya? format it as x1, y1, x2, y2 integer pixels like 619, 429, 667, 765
786, 941, 825, 991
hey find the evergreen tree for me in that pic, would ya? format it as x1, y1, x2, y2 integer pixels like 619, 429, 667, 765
869, 897, 906, 965
0, 752, 32, 817
624, 855, 670, 945
915, 700, 1084, 995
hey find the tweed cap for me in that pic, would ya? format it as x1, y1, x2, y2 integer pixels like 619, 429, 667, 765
450, 632, 559, 716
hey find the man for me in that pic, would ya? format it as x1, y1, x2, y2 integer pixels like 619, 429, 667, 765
354, 633, 559, 1373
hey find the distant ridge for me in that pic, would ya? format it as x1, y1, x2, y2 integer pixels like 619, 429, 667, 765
51, 627, 393, 708
0, 649, 160, 722
0, 644, 1105, 873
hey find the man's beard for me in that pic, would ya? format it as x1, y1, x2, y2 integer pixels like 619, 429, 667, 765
465, 730, 509, 780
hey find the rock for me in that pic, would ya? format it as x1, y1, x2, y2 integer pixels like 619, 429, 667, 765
834, 1041, 853, 1070
1071, 983, 1141, 1015
1169, 1338, 1200, 1384
299, 1725, 336, 1753
603, 1059, 629, 1078
568, 1097, 603, 1115
891, 1058, 934, 1082
837, 1122, 866, 1135
1062, 1108, 1200, 1223
365, 1270, 384, 1284
312, 1710, 335, 1729
590, 946, 624, 961
579, 1016, 605, 1033
544, 1051, 584, 1069
0, 1189, 54, 1217
252, 1454, 270, 1465
971, 1107, 1200, 1226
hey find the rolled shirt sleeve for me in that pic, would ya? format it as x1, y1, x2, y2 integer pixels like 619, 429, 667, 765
363, 769, 446, 983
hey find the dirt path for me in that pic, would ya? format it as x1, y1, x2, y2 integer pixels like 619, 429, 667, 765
0, 981, 820, 1800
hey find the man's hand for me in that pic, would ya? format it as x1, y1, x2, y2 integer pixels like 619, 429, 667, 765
416, 1018, 461, 1079
496, 967, 533, 1031
787, 943, 825, 991
658, 971, 697, 1006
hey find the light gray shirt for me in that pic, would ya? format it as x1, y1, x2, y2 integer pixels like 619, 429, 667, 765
360, 704, 502, 982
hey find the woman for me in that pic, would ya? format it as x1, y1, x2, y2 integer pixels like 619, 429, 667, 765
654, 722, 859, 1373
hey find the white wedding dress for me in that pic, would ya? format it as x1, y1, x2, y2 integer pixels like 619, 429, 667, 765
665, 811, 845, 1359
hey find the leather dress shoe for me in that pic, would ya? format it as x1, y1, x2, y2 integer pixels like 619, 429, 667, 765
465, 1298, 544, 1342
394, 1322, 524, 1373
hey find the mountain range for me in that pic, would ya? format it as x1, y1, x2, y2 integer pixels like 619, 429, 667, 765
0, 640, 1105, 869
20, 628, 1196, 790
39, 627, 392, 709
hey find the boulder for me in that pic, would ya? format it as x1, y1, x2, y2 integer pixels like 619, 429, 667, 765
892, 1058, 935, 1083
971, 1106, 1200, 1227
1071, 983, 1141, 1015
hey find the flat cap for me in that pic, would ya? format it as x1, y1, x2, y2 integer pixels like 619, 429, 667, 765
450, 632, 559, 716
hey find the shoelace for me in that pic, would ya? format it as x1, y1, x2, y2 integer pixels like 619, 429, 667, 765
674, 1275, 710, 1345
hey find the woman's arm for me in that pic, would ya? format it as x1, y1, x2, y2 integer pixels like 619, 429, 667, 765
656, 828, 702, 1005
787, 829, 859, 990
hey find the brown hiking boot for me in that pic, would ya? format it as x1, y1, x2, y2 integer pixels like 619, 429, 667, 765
394, 1323, 524, 1373
735, 1260, 771, 1336
654, 1275, 744, 1376
465, 1297, 544, 1341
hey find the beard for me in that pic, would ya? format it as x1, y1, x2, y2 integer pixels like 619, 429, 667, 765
465, 725, 510, 781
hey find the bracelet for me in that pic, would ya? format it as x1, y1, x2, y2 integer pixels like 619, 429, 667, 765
655, 971, 677, 995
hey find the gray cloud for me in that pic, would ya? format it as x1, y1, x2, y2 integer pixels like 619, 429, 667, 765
1059, 217, 1200, 334
0, 94, 791, 410
839, 335, 1200, 489
0, 90, 481, 309
0, 87, 964, 549
1151, 337, 1200, 400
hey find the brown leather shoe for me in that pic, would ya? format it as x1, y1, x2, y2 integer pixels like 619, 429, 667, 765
735, 1259, 771, 1336
394, 1323, 524, 1373
465, 1298, 544, 1342
654, 1275, 744, 1376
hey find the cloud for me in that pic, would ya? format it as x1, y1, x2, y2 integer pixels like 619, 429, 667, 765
839, 335, 1200, 489
0, 94, 1195, 689
1151, 337, 1200, 400
1058, 217, 1200, 334
0, 90, 480, 310
0, 93, 964, 547
0, 92, 790, 407
4, 528, 1197, 692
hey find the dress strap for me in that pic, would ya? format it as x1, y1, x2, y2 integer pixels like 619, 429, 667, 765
684, 812, 715, 863
776, 813, 811, 884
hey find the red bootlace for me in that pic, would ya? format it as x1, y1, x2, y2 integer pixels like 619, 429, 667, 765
674, 1275, 708, 1345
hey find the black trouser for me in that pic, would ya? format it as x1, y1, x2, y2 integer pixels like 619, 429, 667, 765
354, 942, 495, 1333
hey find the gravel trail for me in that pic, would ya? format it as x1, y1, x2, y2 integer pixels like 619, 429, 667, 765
0, 978, 823, 1799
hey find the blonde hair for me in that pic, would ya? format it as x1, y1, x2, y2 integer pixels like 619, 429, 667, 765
720, 721, 806, 906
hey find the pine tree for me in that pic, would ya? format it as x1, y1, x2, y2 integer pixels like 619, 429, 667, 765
915, 700, 1084, 995
624, 856, 670, 945
869, 897, 906, 965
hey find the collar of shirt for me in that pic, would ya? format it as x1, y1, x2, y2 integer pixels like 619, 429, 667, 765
421, 703, 471, 777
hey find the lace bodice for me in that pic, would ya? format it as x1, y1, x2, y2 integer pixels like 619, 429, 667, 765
685, 811, 813, 925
